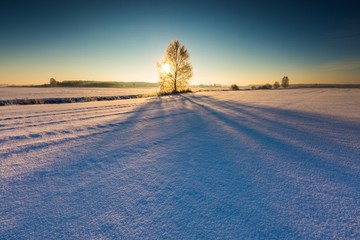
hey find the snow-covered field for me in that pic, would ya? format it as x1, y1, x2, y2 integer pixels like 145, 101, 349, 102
0, 87, 159, 100
1, 89, 359, 239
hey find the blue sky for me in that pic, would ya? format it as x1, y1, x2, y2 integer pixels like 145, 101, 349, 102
1, 0, 359, 85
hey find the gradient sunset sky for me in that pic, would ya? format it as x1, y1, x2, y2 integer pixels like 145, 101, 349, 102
1, 0, 359, 85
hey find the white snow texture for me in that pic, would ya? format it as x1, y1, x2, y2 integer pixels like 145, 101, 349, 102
1, 89, 359, 239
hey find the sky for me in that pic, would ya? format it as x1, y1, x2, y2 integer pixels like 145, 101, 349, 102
1, 0, 360, 85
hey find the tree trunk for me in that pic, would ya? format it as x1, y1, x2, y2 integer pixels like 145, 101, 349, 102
174, 47, 178, 93
174, 74, 177, 92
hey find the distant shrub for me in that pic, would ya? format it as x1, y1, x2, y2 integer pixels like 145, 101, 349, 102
157, 88, 192, 96
35, 99, 44, 104
257, 83, 272, 89
180, 88, 192, 93
274, 81, 280, 89
230, 84, 240, 90
23, 97, 31, 105
84, 97, 95, 102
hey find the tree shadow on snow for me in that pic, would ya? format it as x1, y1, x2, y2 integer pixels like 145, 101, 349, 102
2, 94, 359, 239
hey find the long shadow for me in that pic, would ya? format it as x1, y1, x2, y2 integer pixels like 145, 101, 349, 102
1, 94, 359, 239
1, 97, 200, 238
0, 100, 166, 159
185, 94, 360, 163
181, 95, 360, 184
189, 94, 359, 140
177, 94, 360, 238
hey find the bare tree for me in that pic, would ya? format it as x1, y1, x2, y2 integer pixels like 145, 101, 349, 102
281, 76, 289, 88
50, 78, 58, 87
157, 40, 193, 93
273, 81, 280, 89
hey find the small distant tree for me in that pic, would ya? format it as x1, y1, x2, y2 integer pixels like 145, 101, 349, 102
281, 76, 289, 88
274, 81, 280, 89
50, 78, 57, 87
230, 84, 240, 90
157, 40, 193, 93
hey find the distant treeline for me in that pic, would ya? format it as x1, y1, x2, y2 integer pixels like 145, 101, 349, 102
289, 84, 360, 88
247, 83, 360, 90
49, 80, 158, 88
0, 94, 151, 106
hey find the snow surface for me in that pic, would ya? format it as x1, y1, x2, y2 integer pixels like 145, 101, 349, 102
1, 89, 359, 239
0, 87, 158, 100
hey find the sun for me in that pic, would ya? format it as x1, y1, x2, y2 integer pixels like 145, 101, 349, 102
161, 63, 171, 74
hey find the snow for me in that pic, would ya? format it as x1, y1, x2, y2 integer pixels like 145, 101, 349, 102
0, 87, 158, 100
1, 88, 359, 239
